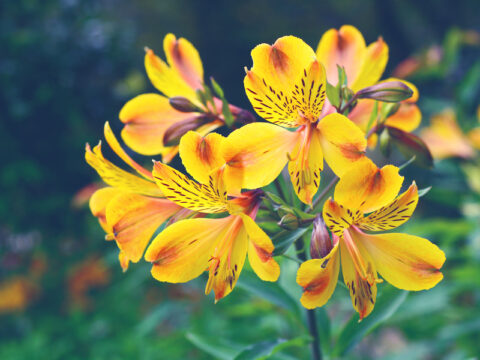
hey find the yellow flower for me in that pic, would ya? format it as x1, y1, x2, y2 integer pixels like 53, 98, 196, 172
296, 159, 445, 320
221, 36, 368, 205
145, 131, 280, 302
85, 122, 188, 271
421, 109, 476, 160
119, 34, 242, 162
317, 25, 421, 145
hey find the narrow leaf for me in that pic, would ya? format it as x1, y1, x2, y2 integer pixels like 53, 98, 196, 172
234, 336, 311, 360
236, 271, 300, 316
333, 285, 408, 356
186, 332, 241, 360
272, 227, 309, 256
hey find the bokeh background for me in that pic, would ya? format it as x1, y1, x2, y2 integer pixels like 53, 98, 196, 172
1, 0, 480, 359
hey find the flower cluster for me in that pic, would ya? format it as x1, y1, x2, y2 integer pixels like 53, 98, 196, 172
86, 26, 445, 319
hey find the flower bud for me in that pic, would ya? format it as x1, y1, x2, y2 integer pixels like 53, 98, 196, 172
235, 109, 256, 124
310, 215, 332, 259
356, 81, 413, 103
163, 115, 211, 146
278, 213, 299, 230
169, 96, 202, 113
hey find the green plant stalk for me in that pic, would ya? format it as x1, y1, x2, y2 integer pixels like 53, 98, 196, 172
295, 237, 322, 360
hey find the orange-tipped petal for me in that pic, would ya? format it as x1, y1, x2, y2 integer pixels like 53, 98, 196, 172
421, 109, 474, 159
145, 217, 233, 283
118, 251, 130, 272
316, 25, 367, 86
358, 182, 418, 231
241, 214, 280, 282
85, 142, 163, 197
334, 159, 404, 213
317, 113, 367, 177
386, 103, 422, 132
163, 33, 204, 90
340, 233, 378, 320
89, 187, 124, 233
106, 193, 182, 262
352, 229, 445, 291
144, 48, 199, 103
222, 122, 300, 192
119, 93, 194, 158
297, 241, 340, 309
288, 127, 324, 205
204, 216, 249, 301
152, 162, 227, 213
104, 121, 153, 179
351, 37, 388, 92
179, 131, 226, 184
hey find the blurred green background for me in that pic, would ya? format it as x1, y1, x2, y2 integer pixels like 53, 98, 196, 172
1, 0, 480, 359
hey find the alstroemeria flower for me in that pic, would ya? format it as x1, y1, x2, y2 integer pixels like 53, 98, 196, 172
316, 25, 421, 145
145, 131, 280, 301
221, 36, 368, 205
119, 34, 243, 162
297, 159, 445, 319
420, 109, 476, 159
86, 122, 191, 271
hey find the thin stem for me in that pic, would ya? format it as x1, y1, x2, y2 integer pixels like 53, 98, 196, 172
294, 238, 322, 360
308, 176, 339, 213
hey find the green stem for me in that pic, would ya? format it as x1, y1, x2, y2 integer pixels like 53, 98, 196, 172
308, 176, 339, 213
295, 237, 322, 360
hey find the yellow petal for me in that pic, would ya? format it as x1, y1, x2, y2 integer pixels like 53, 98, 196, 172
179, 131, 226, 184
297, 242, 340, 309
323, 198, 361, 237
334, 159, 404, 213
241, 214, 280, 282
152, 162, 227, 213
421, 109, 474, 159
163, 33, 204, 90
316, 25, 366, 86
468, 127, 480, 150
119, 93, 193, 158
351, 37, 389, 92
245, 58, 326, 127
104, 122, 153, 179
347, 99, 376, 132
106, 193, 182, 262
317, 113, 367, 176
205, 216, 249, 301
85, 142, 163, 197
340, 234, 378, 320
358, 182, 418, 231
288, 127, 323, 204
222, 122, 300, 192
145, 217, 233, 283
353, 230, 445, 291
144, 48, 198, 103
385, 103, 422, 132
89, 187, 124, 233
118, 251, 130, 272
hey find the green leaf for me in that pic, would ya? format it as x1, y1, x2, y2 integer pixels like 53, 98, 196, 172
272, 227, 309, 256
337, 65, 347, 86
234, 336, 311, 360
332, 285, 408, 356
210, 77, 225, 98
418, 186, 432, 197
211, 77, 234, 127
236, 271, 300, 316
387, 126, 434, 168
185, 332, 241, 360
365, 101, 379, 134
326, 82, 340, 108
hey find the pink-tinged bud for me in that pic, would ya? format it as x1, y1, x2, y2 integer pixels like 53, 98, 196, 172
310, 215, 332, 259
278, 213, 299, 230
169, 96, 203, 113
356, 81, 413, 103
163, 115, 211, 147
